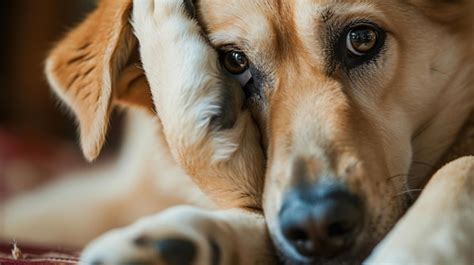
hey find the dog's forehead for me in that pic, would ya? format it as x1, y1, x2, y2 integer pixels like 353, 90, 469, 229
198, 0, 385, 54
198, 0, 288, 54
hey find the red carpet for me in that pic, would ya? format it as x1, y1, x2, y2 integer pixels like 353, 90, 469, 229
0, 242, 79, 265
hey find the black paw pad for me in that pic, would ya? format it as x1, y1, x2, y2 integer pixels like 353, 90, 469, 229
154, 239, 196, 265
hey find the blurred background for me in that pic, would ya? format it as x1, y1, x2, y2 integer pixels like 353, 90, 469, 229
0, 1, 122, 199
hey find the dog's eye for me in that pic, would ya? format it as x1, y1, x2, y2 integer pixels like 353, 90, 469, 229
336, 23, 386, 69
221, 50, 252, 86
346, 26, 378, 56
222, 51, 249, 74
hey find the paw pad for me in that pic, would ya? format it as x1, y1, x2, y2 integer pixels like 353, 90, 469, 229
155, 239, 196, 265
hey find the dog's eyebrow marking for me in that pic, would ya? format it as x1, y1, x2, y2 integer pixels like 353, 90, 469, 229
320, 7, 335, 23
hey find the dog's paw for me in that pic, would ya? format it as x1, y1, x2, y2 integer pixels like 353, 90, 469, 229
80, 206, 268, 265
132, 0, 199, 43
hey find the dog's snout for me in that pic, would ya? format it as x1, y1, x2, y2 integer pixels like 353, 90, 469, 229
279, 184, 364, 258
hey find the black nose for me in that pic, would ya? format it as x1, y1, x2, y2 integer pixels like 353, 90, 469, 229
279, 183, 364, 258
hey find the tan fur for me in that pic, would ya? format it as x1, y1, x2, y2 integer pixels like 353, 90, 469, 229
45, 0, 137, 161
1, 0, 472, 264
366, 156, 474, 265
199, 1, 472, 262
47, 0, 266, 209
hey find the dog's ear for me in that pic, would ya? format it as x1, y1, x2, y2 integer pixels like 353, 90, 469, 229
46, 0, 152, 161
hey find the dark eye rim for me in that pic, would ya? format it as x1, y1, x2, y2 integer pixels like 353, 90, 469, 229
335, 21, 387, 70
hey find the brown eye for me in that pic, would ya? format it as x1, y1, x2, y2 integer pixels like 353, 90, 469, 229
222, 51, 249, 74
346, 26, 378, 56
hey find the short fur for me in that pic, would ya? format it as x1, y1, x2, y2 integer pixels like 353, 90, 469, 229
1, 0, 472, 264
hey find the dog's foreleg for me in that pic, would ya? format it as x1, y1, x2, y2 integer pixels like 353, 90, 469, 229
81, 206, 273, 265
365, 156, 474, 265
1, 165, 128, 246
0, 110, 210, 247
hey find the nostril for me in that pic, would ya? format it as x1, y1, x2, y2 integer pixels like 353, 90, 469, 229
327, 220, 357, 238
283, 227, 316, 257
284, 227, 308, 242
294, 239, 316, 257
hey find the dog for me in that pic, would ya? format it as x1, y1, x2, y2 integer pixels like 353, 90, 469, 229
2, 0, 473, 264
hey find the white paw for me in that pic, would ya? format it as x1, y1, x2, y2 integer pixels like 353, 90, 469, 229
80, 206, 238, 265
132, 0, 200, 49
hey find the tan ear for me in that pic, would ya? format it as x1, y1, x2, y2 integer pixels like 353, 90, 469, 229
46, 0, 151, 161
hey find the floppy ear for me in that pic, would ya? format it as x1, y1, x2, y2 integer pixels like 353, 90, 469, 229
46, 0, 152, 161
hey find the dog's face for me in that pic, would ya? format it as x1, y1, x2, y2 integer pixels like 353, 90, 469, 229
197, 0, 473, 263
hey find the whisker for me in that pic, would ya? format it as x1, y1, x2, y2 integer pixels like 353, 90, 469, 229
387, 160, 435, 182
386, 173, 408, 181
394, 188, 423, 197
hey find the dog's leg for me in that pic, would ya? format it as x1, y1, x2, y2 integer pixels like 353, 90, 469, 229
0, 166, 206, 248
0, 111, 211, 247
364, 156, 474, 265
1, 164, 129, 247
132, 0, 265, 209
80, 206, 273, 265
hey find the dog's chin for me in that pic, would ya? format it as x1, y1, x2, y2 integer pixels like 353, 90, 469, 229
275, 246, 370, 265
272, 232, 373, 265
